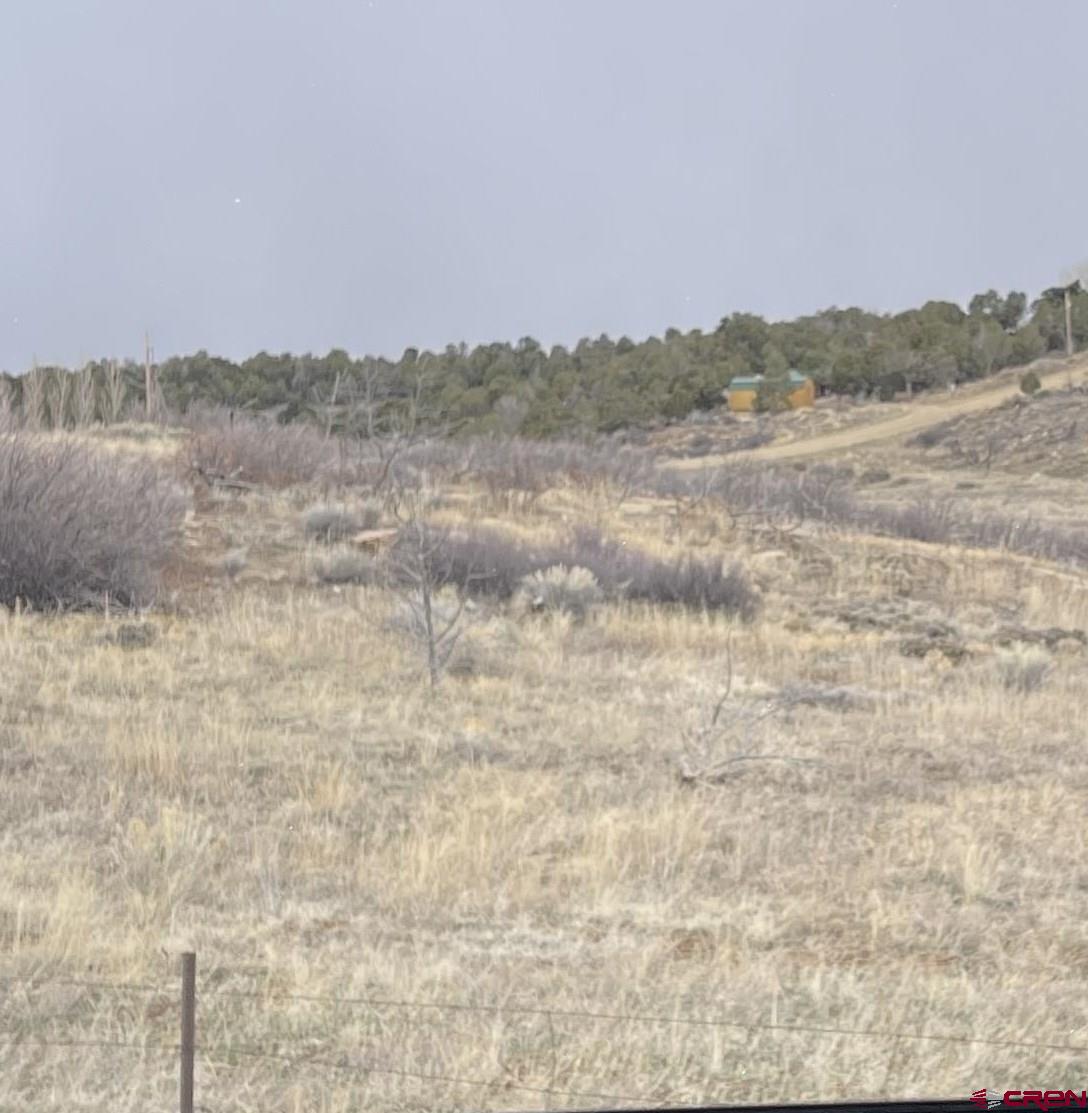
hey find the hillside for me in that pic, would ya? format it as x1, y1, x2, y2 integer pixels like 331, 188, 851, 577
7, 285, 1088, 439
906, 385, 1088, 478
2, 415, 1088, 1109
662, 353, 1088, 469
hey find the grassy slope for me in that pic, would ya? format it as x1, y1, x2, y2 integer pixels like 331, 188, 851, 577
1, 427, 1088, 1111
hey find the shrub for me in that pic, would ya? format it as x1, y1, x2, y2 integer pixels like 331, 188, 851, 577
909, 423, 952, 449
385, 588, 464, 639
418, 526, 539, 600
108, 623, 158, 649
0, 434, 186, 609
222, 548, 248, 579
302, 502, 381, 543
994, 645, 1051, 693
516, 565, 603, 619
627, 553, 758, 617
732, 429, 775, 452
564, 526, 757, 616
186, 409, 335, 488
865, 499, 959, 544
411, 522, 758, 618
652, 461, 1088, 568
753, 376, 792, 413
651, 463, 855, 525
314, 549, 382, 586
1020, 370, 1042, 395
463, 437, 654, 504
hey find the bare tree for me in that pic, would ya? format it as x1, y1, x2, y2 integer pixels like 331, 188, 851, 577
73, 364, 98, 427
664, 466, 728, 543
103, 360, 127, 425
0, 379, 15, 432
341, 363, 465, 503
677, 641, 824, 786
150, 378, 167, 424
21, 369, 47, 431
47, 370, 72, 430
348, 361, 393, 440
387, 489, 478, 689
311, 369, 342, 440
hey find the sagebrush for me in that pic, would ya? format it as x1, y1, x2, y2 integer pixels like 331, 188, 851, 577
0, 434, 186, 609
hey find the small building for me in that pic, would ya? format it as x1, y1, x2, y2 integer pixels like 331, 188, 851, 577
726, 369, 815, 413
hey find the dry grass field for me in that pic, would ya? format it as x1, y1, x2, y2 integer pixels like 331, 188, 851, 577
2, 402, 1088, 1112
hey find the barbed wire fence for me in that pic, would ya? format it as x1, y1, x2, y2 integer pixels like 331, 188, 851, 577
2, 957, 1087, 1113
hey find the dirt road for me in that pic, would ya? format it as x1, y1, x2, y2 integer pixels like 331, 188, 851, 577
669, 355, 1088, 469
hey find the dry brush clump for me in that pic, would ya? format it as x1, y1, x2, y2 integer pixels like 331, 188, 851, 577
0, 433, 187, 609
993, 644, 1052, 693
416, 522, 759, 618
564, 525, 759, 615
463, 436, 654, 505
301, 501, 383, 543
514, 564, 604, 620
862, 497, 1088, 564
342, 434, 656, 510
313, 548, 383, 586
183, 414, 657, 511
657, 463, 1088, 567
185, 409, 336, 488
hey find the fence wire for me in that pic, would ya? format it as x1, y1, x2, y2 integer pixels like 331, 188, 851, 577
2, 972, 1086, 1059
0, 1032, 683, 1108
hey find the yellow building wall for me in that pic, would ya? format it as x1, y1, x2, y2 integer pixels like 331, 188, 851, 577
788, 380, 815, 408
727, 389, 758, 413
727, 380, 813, 413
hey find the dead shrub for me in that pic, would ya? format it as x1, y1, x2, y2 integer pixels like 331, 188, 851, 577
654, 463, 1088, 568
515, 565, 603, 620
399, 437, 655, 504
994, 645, 1051, 693
186, 410, 334, 488
302, 502, 382, 543
0, 434, 186, 609
909, 422, 954, 448
107, 623, 159, 650
562, 526, 759, 618
417, 523, 757, 618
313, 549, 382, 586
417, 526, 538, 600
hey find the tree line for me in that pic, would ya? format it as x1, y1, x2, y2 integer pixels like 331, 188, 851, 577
3, 285, 1083, 437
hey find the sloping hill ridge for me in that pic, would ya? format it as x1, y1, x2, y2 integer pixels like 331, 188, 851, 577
909, 384, 1088, 477
670, 354, 1088, 468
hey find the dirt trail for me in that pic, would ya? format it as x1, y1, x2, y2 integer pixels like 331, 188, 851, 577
669, 356, 1088, 469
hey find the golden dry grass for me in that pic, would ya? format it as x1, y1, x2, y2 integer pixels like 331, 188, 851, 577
2, 428, 1088, 1112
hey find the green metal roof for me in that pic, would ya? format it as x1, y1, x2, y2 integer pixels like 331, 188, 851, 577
728, 370, 811, 389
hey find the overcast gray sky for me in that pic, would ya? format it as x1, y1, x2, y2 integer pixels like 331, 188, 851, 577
2, 0, 1085, 371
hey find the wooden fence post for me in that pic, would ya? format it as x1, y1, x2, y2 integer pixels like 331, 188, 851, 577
179, 952, 196, 1113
